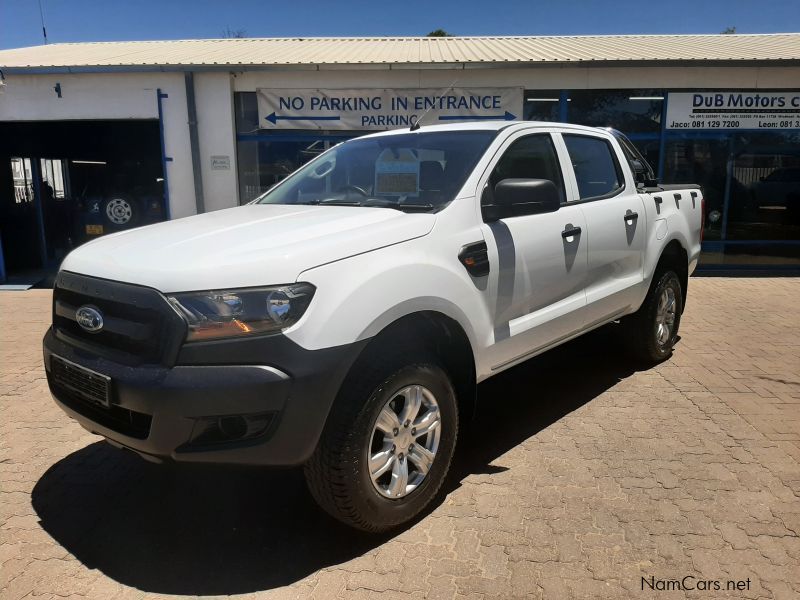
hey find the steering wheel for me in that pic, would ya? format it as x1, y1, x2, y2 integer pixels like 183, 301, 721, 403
337, 184, 369, 197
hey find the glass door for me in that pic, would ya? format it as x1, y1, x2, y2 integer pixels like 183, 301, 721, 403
662, 134, 730, 242
722, 132, 800, 266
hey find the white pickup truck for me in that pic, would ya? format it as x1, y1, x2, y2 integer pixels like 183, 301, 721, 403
44, 121, 702, 531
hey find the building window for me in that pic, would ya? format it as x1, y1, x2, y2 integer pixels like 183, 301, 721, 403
234, 91, 260, 134
234, 92, 355, 202
662, 135, 729, 242
663, 130, 800, 267
566, 89, 665, 134
523, 91, 561, 122
237, 137, 344, 202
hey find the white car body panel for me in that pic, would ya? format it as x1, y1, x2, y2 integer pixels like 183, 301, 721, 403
60, 204, 435, 292
58, 121, 703, 384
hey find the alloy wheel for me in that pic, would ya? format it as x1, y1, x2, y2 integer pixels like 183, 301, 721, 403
655, 287, 676, 347
368, 384, 441, 499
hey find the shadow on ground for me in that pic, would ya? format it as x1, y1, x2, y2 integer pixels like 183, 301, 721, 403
32, 324, 640, 595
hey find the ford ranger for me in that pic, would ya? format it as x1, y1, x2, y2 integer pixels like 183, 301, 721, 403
43, 122, 703, 532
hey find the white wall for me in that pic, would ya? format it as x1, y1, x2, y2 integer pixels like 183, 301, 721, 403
0, 72, 198, 219
193, 72, 238, 211
0, 72, 163, 120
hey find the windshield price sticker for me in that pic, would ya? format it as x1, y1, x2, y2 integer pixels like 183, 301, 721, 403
257, 87, 523, 130
666, 92, 800, 130
375, 149, 420, 196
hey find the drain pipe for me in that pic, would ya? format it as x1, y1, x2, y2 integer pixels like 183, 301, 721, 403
184, 72, 205, 214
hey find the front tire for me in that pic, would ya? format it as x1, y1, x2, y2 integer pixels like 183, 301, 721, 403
304, 356, 458, 532
624, 270, 683, 364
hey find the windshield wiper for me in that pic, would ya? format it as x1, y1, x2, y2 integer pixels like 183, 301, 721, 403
296, 198, 363, 206
393, 203, 436, 212
320, 199, 363, 206
296, 198, 436, 212
362, 198, 436, 212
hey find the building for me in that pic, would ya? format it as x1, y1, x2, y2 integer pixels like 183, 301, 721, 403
1, 34, 799, 281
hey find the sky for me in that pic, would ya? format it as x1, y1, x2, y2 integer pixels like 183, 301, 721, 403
1, 0, 799, 49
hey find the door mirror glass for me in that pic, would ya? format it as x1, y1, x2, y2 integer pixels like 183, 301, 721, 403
482, 178, 561, 221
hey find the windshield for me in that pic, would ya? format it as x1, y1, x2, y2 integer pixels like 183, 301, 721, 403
255, 130, 496, 212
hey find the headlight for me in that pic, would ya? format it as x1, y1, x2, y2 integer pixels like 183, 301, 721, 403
167, 283, 316, 342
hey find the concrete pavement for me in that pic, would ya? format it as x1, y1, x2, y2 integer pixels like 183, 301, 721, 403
1, 278, 799, 599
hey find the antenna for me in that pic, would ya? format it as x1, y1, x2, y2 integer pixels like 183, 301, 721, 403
410, 78, 459, 131
38, 0, 48, 44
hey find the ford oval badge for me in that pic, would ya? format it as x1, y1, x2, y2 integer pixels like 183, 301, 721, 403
75, 305, 104, 333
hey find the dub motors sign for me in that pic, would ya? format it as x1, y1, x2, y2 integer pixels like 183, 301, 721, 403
666, 91, 800, 130
256, 88, 523, 130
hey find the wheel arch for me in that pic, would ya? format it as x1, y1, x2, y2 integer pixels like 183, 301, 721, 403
653, 238, 689, 312
347, 310, 478, 424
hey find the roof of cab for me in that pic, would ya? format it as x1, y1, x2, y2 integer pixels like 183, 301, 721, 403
357, 120, 606, 139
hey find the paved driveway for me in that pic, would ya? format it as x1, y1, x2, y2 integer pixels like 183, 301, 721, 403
1, 278, 799, 599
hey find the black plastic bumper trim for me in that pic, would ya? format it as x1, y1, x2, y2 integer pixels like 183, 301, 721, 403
44, 328, 368, 466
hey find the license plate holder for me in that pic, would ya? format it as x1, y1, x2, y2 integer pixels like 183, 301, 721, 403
50, 354, 112, 408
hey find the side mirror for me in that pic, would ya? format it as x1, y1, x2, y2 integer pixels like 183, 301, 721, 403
630, 158, 659, 188
630, 158, 646, 178
482, 178, 560, 222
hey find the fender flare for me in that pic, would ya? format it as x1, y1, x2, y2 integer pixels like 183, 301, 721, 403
357, 296, 480, 357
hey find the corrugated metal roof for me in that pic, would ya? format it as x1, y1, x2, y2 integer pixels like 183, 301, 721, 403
1, 34, 799, 71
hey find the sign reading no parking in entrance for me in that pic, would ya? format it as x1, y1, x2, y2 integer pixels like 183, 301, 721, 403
256, 87, 523, 130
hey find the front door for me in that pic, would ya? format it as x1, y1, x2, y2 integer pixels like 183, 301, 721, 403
479, 131, 589, 372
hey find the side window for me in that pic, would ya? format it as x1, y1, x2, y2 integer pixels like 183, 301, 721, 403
563, 135, 623, 200
486, 134, 565, 204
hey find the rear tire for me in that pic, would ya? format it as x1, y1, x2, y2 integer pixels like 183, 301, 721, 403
304, 352, 458, 532
624, 269, 683, 364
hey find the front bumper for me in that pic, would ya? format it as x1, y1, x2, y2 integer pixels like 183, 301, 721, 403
44, 328, 366, 466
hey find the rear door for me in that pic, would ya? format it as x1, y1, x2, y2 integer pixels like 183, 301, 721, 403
559, 133, 646, 325
479, 130, 589, 372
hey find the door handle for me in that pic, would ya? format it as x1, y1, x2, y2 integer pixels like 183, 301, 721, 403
624, 211, 639, 223
561, 225, 582, 239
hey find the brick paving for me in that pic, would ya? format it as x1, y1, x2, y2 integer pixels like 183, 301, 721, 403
1, 278, 799, 600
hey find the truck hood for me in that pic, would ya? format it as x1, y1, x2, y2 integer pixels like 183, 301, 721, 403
61, 204, 436, 292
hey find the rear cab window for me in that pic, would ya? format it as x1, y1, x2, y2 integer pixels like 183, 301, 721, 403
563, 134, 624, 200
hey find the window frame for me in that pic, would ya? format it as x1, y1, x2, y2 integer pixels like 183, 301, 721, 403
560, 133, 627, 204
477, 131, 570, 221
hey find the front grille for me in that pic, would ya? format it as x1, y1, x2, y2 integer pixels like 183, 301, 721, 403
51, 355, 110, 407
50, 375, 152, 439
52, 271, 187, 366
